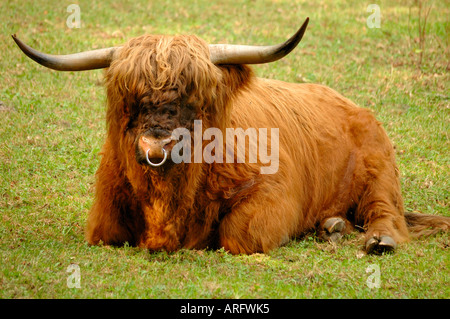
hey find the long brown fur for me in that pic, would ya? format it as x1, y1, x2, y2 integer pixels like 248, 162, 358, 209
85, 34, 449, 254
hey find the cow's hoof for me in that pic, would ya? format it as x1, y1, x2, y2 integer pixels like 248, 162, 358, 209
320, 217, 346, 242
365, 235, 397, 254
324, 217, 346, 233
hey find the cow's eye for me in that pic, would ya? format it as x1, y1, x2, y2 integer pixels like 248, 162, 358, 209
168, 107, 177, 116
160, 103, 178, 116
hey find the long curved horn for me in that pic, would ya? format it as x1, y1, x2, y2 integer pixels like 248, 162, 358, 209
209, 17, 309, 65
12, 17, 308, 70
11, 34, 120, 71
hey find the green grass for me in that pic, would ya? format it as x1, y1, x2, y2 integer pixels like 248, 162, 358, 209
1, 0, 449, 299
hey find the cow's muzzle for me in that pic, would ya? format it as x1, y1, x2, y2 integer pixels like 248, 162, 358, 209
138, 135, 174, 167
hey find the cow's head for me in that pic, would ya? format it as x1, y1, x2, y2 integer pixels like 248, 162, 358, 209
12, 18, 308, 170
105, 34, 222, 170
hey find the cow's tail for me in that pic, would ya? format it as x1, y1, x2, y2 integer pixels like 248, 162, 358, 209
405, 212, 450, 237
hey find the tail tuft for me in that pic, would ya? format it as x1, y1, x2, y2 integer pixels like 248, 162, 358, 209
405, 212, 450, 238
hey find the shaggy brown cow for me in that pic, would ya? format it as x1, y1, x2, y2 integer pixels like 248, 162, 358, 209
13, 18, 449, 254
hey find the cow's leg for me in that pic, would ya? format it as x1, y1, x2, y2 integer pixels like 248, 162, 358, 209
356, 159, 410, 254
218, 208, 288, 254
86, 153, 144, 246
218, 193, 302, 254
314, 150, 356, 243
344, 110, 410, 254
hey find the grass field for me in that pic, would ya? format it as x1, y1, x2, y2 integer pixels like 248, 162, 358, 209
1, 0, 449, 299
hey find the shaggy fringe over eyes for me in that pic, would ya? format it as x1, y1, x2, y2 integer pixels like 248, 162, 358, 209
105, 34, 223, 117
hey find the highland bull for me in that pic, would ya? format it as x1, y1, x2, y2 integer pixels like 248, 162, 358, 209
13, 18, 449, 254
